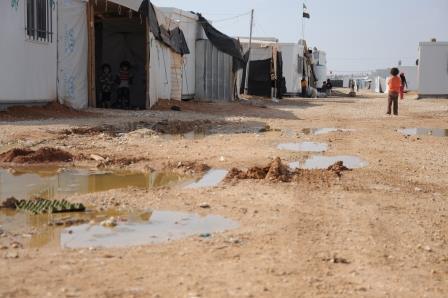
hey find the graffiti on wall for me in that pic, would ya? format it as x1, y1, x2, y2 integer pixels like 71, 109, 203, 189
11, 0, 19, 11
64, 25, 76, 55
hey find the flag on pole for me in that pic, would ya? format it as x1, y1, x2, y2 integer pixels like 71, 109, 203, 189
303, 3, 310, 19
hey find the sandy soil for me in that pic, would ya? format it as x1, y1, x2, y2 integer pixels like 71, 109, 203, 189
1, 90, 448, 297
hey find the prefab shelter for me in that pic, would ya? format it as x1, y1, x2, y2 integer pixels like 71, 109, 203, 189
399, 66, 417, 91
278, 43, 302, 95
418, 41, 448, 98
192, 14, 246, 102
0, 0, 58, 107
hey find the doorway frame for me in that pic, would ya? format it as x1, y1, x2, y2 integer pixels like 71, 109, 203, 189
86, 0, 149, 109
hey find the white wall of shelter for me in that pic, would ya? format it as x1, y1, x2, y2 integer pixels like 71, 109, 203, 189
279, 43, 301, 94
418, 42, 448, 97
0, 0, 58, 104
0, 0, 196, 109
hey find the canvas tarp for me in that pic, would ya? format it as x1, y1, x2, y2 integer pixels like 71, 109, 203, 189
149, 33, 173, 106
196, 14, 245, 68
146, 2, 190, 55
108, 0, 145, 11
57, 0, 88, 109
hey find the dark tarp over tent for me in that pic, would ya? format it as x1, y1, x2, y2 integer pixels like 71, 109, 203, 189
141, 0, 190, 55
196, 14, 246, 69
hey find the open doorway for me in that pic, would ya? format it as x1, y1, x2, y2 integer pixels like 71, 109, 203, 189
90, 1, 148, 109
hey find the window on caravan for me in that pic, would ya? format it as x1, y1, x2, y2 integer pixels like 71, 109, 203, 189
25, 0, 53, 43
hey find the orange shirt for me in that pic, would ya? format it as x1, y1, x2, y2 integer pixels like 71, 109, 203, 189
388, 76, 401, 93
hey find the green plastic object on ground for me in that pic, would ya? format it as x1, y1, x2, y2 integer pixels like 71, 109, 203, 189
15, 199, 86, 214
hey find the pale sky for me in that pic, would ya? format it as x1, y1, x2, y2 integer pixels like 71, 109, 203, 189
152, 0, 448, 74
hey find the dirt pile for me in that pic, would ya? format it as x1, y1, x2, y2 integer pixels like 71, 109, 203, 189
227, 159, 351, 184
0, 147, 73, 163
327, 161, 351, 177
227, 158, 293, 182
1, 197, 19, 209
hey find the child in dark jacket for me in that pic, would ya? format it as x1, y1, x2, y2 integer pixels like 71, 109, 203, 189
99, 64, 114, 108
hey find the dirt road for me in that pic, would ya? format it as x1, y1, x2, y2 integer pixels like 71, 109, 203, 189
1, 91, 447, 297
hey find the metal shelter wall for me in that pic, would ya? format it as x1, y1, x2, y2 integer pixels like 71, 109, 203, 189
195, 40, 233, 101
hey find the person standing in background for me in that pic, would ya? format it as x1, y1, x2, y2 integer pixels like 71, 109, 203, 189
387, 68, 401, 115
399, 73, 408, 100
301, 79, 307, 97
325, 79, 333, 96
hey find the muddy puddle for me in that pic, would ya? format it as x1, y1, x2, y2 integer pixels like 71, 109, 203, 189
0, 209, 238, 249
300, 155, 368, 169
186, 169, 229, 189
64, 120, 270, 139
398, 128, 448, 137
302, 128, 354, 135
277, 142, 328, 152
0, 167, 189, 200
61, 210, 238, 248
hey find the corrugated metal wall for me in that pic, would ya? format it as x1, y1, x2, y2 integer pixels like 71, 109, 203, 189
195, 40, 234, 101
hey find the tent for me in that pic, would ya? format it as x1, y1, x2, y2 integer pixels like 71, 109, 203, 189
239, 38, 283, 98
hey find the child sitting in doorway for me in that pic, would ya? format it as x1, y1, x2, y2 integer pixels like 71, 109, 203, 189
99, 64, 114, 108
115, 61, 133, 108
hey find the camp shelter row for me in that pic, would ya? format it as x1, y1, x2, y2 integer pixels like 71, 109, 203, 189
0, 0, 240, 109
0, 0, 238, 109
0, 0, 325, 110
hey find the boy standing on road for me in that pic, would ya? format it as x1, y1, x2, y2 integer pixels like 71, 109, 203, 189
387, 68, 401, 116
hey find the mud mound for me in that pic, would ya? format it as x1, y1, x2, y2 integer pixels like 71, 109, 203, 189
226, 158, 292, 182
265, 157, 292, 182
226, 159, 351, 184
1, 197, 19, 209
0, 147, 73, 163
327, 161, 351, 177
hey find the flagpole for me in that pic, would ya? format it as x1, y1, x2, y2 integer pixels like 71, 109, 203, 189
302, 1, 305, 40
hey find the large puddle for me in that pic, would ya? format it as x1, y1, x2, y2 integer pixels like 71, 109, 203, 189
277, 142, 328, 152
299, 155, 368, 169
302, 128, 354, 135
0, 168, 189, 200
398, 128, 448, 137
0, 209, 238, 249
61, 210, 238, 248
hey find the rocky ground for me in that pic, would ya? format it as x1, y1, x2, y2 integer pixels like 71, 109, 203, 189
0, 90, 447, 297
